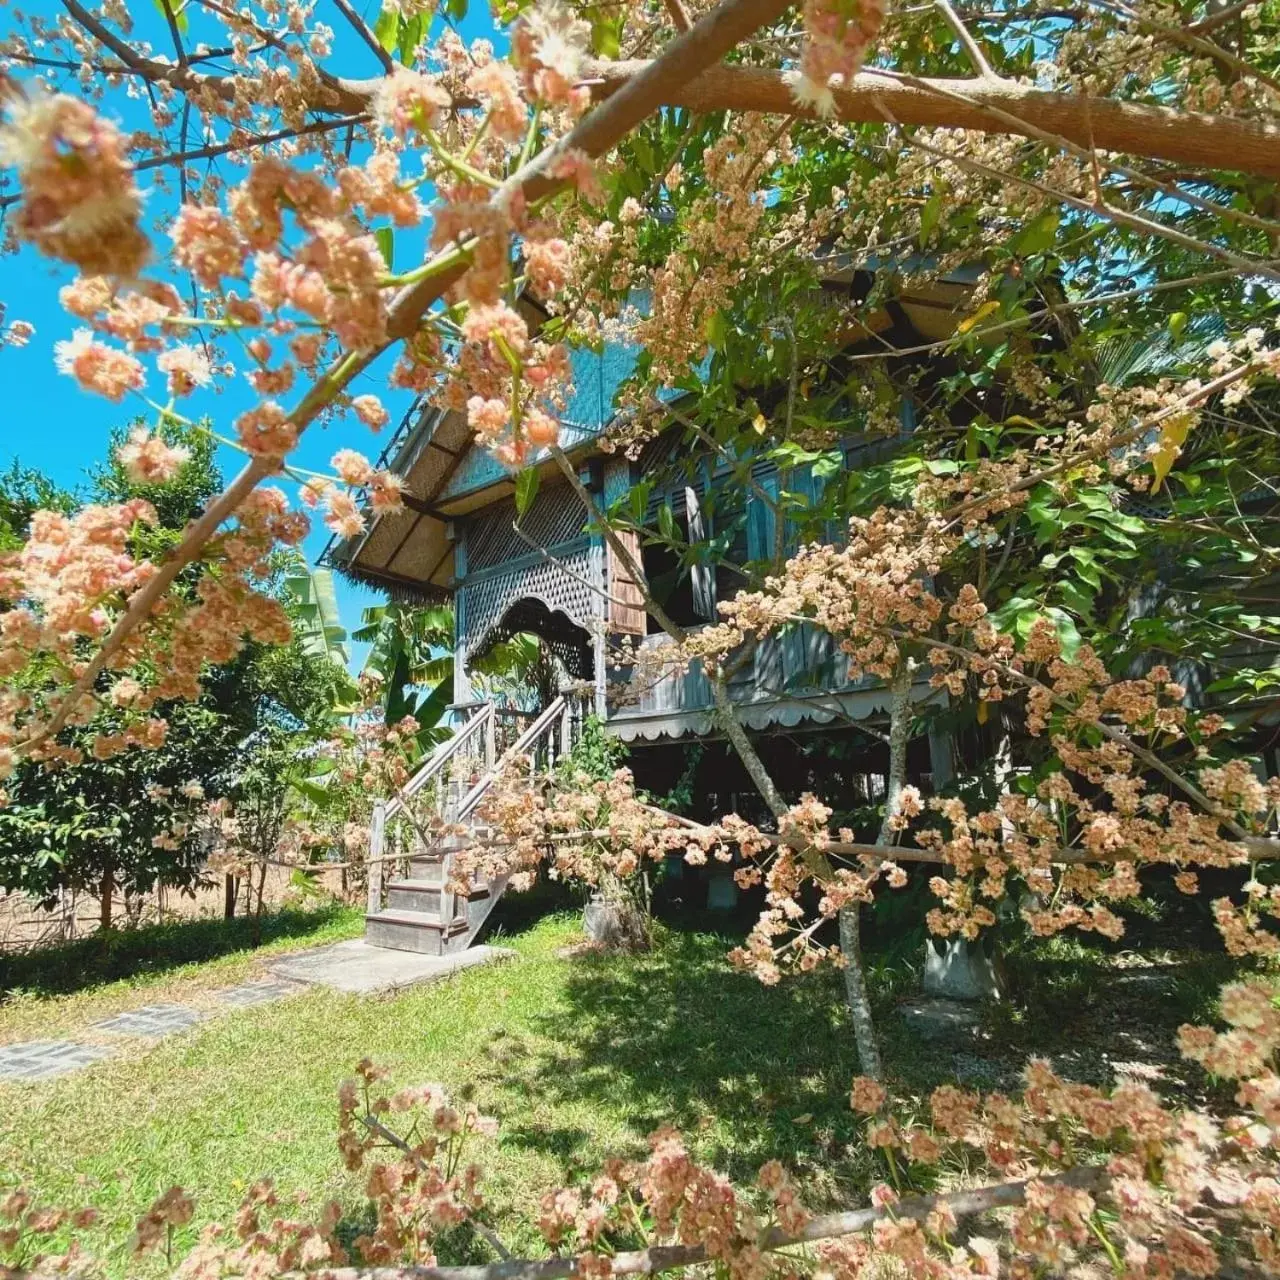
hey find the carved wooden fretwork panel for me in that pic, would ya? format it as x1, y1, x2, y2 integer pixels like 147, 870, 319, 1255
459, 542, 597, 661
465, 491, 588, 572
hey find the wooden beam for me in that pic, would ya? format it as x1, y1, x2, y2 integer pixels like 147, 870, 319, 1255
401, 492, 450, 519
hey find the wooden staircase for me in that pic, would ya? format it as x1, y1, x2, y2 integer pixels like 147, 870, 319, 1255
364, 693, 584, 955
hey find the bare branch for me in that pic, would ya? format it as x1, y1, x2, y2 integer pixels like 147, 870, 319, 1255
1186, 0, 1257, 34
581, 59, 1280, 179
47, 0, 1280, 179
158, 0, 189, 65
664, 0, 694, 31
934, 0, 997, 77
332, 0, 397, 73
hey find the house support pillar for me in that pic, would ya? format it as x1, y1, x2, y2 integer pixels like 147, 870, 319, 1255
921, 722, 1003, 1004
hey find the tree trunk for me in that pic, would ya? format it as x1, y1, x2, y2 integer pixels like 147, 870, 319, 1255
553, 446, 888, 1068
838, 660, 913, 1081
251, 862, 268, 945
99, 862, 113, 932
224, 874, 237, 919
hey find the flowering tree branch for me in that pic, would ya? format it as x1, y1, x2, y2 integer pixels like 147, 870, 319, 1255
44, 5, 1280, 179
239, 1168, 1109, 1280
15, 0, 798, 757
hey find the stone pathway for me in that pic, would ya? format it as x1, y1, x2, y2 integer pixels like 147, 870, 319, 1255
0, 942, 516, 1083
0, 977, 303, 1084
0, 1040, 115, 1081
92, 1002, 205, 1037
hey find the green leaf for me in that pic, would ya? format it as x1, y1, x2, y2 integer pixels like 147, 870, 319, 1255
515, 466, 540, 519
397, 13, 425, 64
446, 0, 468, 21
1010, 210, 1059, 257
1042, 606, 1082, 658
705, 310, 728, 351
658, 503, 676, 541
284, 568, 350, 671
1067, 545, 1103, 590
919, 187, 944, 247
956, 299, 1000, 335
373, 2, 399, 51
811, 451, 843, 480
591, 13, 623, 58
374, 226, 394, 271
153, 0, 189, 33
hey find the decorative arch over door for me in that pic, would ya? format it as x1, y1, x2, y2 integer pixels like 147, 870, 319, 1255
470, 596, 594, 681
454, 543, 604, 706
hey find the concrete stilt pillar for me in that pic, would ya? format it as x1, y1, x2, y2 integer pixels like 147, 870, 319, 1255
919, 725, 1003, 1004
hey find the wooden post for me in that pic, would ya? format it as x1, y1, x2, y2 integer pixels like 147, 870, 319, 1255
484, 704, 496, 772
367, 800, 386, 916
440, 849, 456, 926
559, 697, 572, 763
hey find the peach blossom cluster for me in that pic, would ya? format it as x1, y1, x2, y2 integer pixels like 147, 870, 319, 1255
470, 759, 709, 897
789, 0, 886, 118
117, 427, 191, 485
21, 980, 1280, 1280
0, 90, 148, 277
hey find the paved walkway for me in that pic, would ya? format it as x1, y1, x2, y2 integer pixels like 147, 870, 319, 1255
0, 943, 513, 1083
0, 978, 305, 1082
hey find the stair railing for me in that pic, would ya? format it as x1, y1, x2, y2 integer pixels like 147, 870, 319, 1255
366, 689, 588, 920
385, 702, 496, 822
455, 692, 569, 823
367, 703, 496, 914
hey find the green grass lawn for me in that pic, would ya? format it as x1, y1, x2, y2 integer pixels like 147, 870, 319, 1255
0, 905, 1256, 1278
0, 914, 884, 1276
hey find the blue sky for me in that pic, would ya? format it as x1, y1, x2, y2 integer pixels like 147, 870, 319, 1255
0, 0, 500, 656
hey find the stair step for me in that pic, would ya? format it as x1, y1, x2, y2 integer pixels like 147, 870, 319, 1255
386, 879, 443, 914
365, 909, 469, 956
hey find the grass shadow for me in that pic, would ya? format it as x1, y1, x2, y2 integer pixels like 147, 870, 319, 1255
493, 922, 1253, 1199
504, 927, 878, 1206
0, 903, 359, 1002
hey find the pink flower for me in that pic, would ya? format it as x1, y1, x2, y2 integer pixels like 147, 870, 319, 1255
850, 1076, 887, 1114
465, 62, 526, 142
324, 490, 366, 537
371, 67, 451, 140
467, 396, 509, 439
54, 329, 145, 401
236, 401, 298, 459
0, 90, 148, 277
523, 408, 559, 448
5, 319, 34, 347
352, 394, 389, 430
157, 344, 212, 397
300, 477, 334, 509
548, 149, 603, 202
461, 302, 529, 360
117, 428, 191, 486
523, 238, 572, 296
169, 204, 245, 287
331, 449, 374, 486
368, 471, 405, 514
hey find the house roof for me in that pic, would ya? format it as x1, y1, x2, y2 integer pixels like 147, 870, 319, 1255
324, 266, 983, 600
